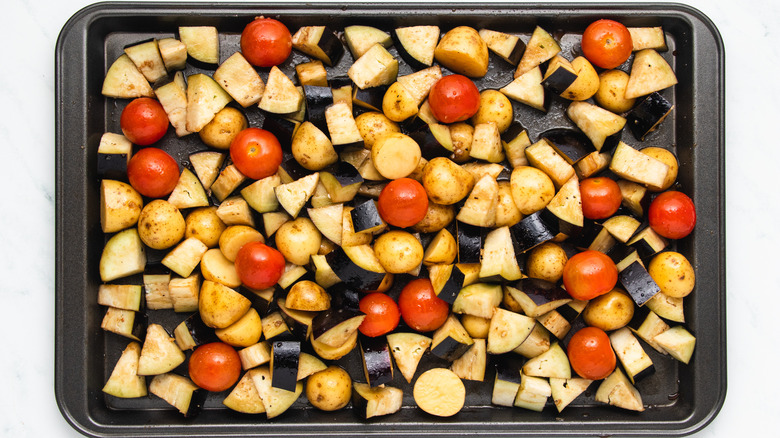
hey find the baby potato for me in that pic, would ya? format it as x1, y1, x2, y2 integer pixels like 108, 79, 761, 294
374, 230, 424, 274
412, 202, 455, 233
595, 70, 636, 114
275, 217, 322, 266
449, 122, 474, 163
198, 107, 247, 149
355, 111, 400, 150
510, 166, 555, 215
641, 147, 679, 192
306, 365, 352, 411
561, 56, 599, 101
435, 26, 489, 78
185, 206, 226, 248
495, 181, 522, 228
470, 89, 514, 133
137, 199, 185, 250
648, 251, 695, 298
525, 242, 568, 283
582, 289, 635, 331
461, 314, 491, 339
422, 157, 475, 205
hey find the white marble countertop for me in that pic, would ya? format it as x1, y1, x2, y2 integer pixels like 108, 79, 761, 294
1, 0, 776, 436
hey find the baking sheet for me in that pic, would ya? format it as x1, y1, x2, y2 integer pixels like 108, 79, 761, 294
55, 2, 726, 436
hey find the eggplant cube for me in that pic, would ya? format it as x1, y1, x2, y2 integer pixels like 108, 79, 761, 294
271, 341, 301, 392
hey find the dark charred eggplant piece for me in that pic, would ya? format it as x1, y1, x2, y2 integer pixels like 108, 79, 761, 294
504, 278, 572, 318
319, 161, 363, 203
359, 335, 394, 387
510, 211, 559, 254
271, 340, 301, 391
311, 306, 366, 348
431, 314, 474, 361
303, 85, 333, 133
173, 312, 217, 350
262, 115, 300, 150
457, 222, 483, 264
619, 260, 661, 306
353, 85, 389, 112
627, 92, 674, 141
350, 199, 386, 233
541, 128, 595, 165
325, 246, 387, 291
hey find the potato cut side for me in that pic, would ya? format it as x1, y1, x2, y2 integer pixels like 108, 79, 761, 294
100, 179, 142, 234
413, 368, 466, 417
198, 280, 251, 329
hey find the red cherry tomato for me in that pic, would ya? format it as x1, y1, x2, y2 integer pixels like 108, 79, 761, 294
240, 17, 292, 67
428, 74, 480, 124
398, 279, 449, 332
648, 191, 697, 239
567, 327, 616, 380
562, 250, 618, 301
188, 342, 242, 392
127, 147, 179, 198
377, 178, 429, 228
580, 177, 622, 220
358, 293, 400, 337
120, 97, 169, 146
234, 241, 285, 290
230, 128, 283, 180
581, 19, 633, 69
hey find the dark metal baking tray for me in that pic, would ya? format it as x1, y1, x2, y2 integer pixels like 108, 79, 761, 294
55, 2, 726, 437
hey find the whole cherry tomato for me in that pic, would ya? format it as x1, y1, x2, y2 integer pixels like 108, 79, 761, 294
398, 279, 449, 332
358, 293, 400, 337
562, 250, 618, 301
567, 326, 616, 380
127, 147, 179, 198
188, 342, 242, 392
580, 177, 622, 219
120, 97, 169, 146
230, 128, 283, 180
428, 74, 481, 124
648, 191, 697, 239
581, 19, 633, 69
234, 241, 285, 290
240, 17, 292, 67
377, 178, 429, 228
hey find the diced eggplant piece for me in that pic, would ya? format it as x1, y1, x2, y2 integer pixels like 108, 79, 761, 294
259, 67, 304, 115
595, 367, 644, 412
458, 175, 499, 227
479, 28, 526, 65
101, 54, 154, 98
186, 73, 232, 133
618, 180, 650, 217
124, 39, 167, 83
348, 44, 398, 89
307, 203, 344, 247
628, 307, 670, 354
168, 168, 208, 209
501, 66, 546, 112
627, 92, 674, 141
556, 300, 589, 325
550, 377, 593, 413
469, 122, 505, 163
100, 228, 146, 282
544, 177, 584, 237
179, 26, 218, 65
214, 52, 265, 107
393, 26, 440, 70
513, 373, 551, 412
344, 25, 392, 60
262, 311, 295, 341
101, 307, 146, 341
295, 60, 328, 87
237, 341, 272, 370
325, 245, 387, 292
149, 373, 204, 417
223, 371, 266, 414
274, 172, 319, 218
98, 284, 142, 311
431, 314, 474, 361
326, 102, 364, 149
654, 326, 696, 364
645, 292, 685, 324
189, 151, 224, 192
502, 125, 532, 168
452, 283, 502, 319
541, 55, 578, 95
249, 366, 304, 419
311, 306, 366, 348
628, 27, 668, 52
504, 279, 572, 318
486, 308, 536, 354
352, 382, 403, 419
162, 237, 208, 278
522, 341, 571, 379
158, 38, 187, 71
609, 328, 655, 384
575, 151, 612, 179
360, 335, 394, 387
418, 123, 454, 159
262, 116, 300, 151
428, 263, 468, 304
541, 128, 594, 165
609, 141, 670, 189
292, 26, 344, 67
602, 215, 641, 244
513, 322, 551, 359
492, 357, 524, 406
138, 324, 186, 376
352, 84, 389, 112
566, 101, 626, 152
270, 340, 301, 392
524, 139, 576, 189
627, 225, 668, 259
515, 26, 561, 76
103, 341, 147, 398
456, 222, 483, 264
350, 198, 386, 234
624, 49, 678, 99
278, 156, 314, 184
479, 226, 523, 281
97, 133, 132, 180
386, 332, 431, 383
510, 211, 559, 254
450, 338, 487, 382
303, 85, 333, 133
276, 298, 316, 341
155, 77, 191, 137
173, 312, 218, 351
296, 352, 327, 380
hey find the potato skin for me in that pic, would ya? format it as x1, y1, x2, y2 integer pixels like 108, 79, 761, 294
305, 365, 352, 411
461, 314, 490, 339
100, 179, 143, 233
412, 202, 455, 233
292, 121, 338, 171
198, 107, 247, 149
275, 217, 322, 266
422, 157, 475, 205
434, 26, 489, 77
354, 111, 400, 150
641, 147, 679, 192
449, 122, 474, 163
582, 289, 635, 331
648, 251, 695, 298
561, 56, 600, 101
595, 70, 636, 114
509, 166, 555, 215
470, 90, 513, 133
374, 230, 424, 274
185, 206, 226, 248
137, 199, 185, 250
525, 242, 568, 283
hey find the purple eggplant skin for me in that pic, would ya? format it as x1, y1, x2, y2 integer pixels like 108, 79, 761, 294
436, 264, 468, 305
542, 128, 595, 164
180, 312, 218, 347
513, 278, 570, 305
510, 211, 559, 254
619, 260, 661, 307
311, 306, 365, 340
627, 92, 674, 141
315, 26, 345, 67
353, 85, 389, 112
262, 115, 299, 150
350, 199, 383, 233
430, 334, 471, 362
303, 85, 333, 133
271, 340, 301, 392
359, 335, 393, 387
321, 161, 363, 187
325, 246, 387, 291
457, 222, 483, 264
541, 67, 577, 95
97, 153, 129, 181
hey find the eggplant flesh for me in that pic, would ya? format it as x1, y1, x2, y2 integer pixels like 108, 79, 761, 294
325, 247, 387, 291
542, 67, 577, 95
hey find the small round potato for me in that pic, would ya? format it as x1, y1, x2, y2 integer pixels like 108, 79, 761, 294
185, 206, 226, 248
286, 280, 331, 311
306, 365, 352, 411
648, 251, 695, 298
470, 90, 514, 133
595, 70, 636, 114
275, 217, 322, 266
198, 107, 248, 149
561, 56, 600, 101
510, 166, 555, 215
219, 225, 265, 262
641, 147, 679, 192
292, 121, 339, 171
461, 314, 491, 339
355, 111, 401, 150
449, 122, 474, 163
525, 242, 568, 283
412, 202, 455, 233
137, 199, 185, 250
374, 230, 424, 274
495, 181, 522, 228
583, 289, 635, 331
422, 157, 475, 205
